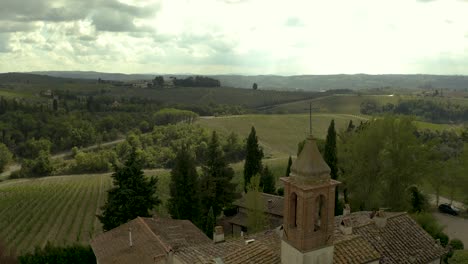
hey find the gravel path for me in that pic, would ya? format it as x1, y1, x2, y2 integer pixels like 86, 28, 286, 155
433, 212, 468, 246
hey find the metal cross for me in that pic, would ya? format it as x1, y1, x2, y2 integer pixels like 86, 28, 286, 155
304, 102, 319, 135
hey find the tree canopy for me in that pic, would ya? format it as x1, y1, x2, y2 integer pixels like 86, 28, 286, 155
98, 150, 160, 231
243, 126, 263, 192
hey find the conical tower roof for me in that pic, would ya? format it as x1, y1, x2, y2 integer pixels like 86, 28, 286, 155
290, 135, 331, 183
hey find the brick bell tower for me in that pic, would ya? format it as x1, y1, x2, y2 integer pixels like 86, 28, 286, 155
280, 135, 340, 264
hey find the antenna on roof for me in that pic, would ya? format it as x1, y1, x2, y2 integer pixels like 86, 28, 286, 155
129, 227, 133, 247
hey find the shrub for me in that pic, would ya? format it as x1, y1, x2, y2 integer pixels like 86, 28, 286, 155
450, 239, 465, 250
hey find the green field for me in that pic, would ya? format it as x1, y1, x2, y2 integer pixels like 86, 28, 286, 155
198, 113, 368, 157
262, 94, 402, 114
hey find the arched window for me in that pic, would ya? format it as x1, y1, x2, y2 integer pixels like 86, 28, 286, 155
314, 195, 325, 231
290, 192, 298, 228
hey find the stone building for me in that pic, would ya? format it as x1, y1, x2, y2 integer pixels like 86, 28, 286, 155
91, 135, 447, 264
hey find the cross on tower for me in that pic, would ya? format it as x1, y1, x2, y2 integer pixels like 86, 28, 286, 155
304, 102, 319, 135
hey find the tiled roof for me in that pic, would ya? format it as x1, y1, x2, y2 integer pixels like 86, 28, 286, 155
175, 229, 282, 264
141, 217, 212, 249
334, 235, 381, 264
90, 217, 169, 264
233, 193, 284, 216
91, 217, 211, 264
347, 212, 447, 264
222, 241, 281, 264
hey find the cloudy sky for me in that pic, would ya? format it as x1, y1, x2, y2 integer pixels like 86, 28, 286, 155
1, 0, 468, 75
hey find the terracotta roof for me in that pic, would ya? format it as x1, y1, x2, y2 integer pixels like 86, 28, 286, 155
290, 135, 331, 182
233, 193, 284, 216
337, 212, 447, 264
334, 235, 381, 264
175, 229, 282, 264
90, 217, 169, 264
91, 217, 211, 264
222, 241, 281, 264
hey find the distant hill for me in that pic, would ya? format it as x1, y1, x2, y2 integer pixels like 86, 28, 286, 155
26, 71, 468, 91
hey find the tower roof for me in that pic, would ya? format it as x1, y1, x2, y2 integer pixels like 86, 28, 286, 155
290, 135, 331, 182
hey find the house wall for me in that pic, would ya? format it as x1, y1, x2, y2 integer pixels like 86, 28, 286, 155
280, 240, 334, 264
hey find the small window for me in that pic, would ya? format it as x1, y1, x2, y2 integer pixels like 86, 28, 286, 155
314, 195, 325, 231
290, 192, 298, 228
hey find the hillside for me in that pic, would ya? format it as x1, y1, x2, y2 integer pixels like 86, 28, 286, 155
27, 71, 468, 91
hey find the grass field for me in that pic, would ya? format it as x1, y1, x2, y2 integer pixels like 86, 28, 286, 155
262, 94, 402, 114
198, 113, 368, 157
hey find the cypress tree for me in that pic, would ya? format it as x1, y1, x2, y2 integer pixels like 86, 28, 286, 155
243, 126, 264, 192
285, 156, 292, 176
260, 165, 276, 194
205, 206, 215, 239
168, 147, 201, 225
98, 150, 160, 231
324, 120, 340, 215
200, 131, 236, 218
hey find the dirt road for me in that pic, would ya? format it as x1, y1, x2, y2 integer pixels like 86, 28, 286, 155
433, 212, 468, 246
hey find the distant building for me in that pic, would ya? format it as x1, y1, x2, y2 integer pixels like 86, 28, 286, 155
91, 136, 447, 264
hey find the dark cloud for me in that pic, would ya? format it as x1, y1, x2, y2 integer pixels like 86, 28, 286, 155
285, 17, 304, 27
0, 0, 160, 33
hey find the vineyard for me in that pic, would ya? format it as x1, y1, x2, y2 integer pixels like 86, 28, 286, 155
0, 174, 112, 254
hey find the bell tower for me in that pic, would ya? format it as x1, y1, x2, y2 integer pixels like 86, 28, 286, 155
280, 135, 340, 264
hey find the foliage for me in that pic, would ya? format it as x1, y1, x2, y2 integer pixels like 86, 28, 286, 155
243, 126, 264, 192
205, 207, 215, 239
172, 76, 221, 87
285, 156, 292, 177
340, 116, 425, 211
200, 131, 237, 219
153, 108, 198, 125
408, 186, 429, 213
260, 166, 276, 195
449, 250, 468, 264
245, 175, 268, 233
98, 151, 160, 231
412, 213, 448, 246
167, 147, 201, 225
223, 132, 245, 163
450, 239, 465, 250
324, 120, 340, 215
252, 83, 258, 90
13, 151, 54, 178
18, 243, 95, 264
0, 143, 13, 173
72, 150, 116, 173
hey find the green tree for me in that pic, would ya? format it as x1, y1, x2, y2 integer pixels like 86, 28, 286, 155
205, 206, 215, 239
200, 131, 237, 218
285, 156, 292, 177
324, 120, 340, 215
252, 83, 258, 90
340, 116, 424, 211
408, 186, 429, 213
167, 147, 201, 225
18, 243, 95, 264
0, 143, 12, 173
98, 150, 160, 231
260, 165, 276, 194
246, 174, 268, 233
243, 126, 263, 192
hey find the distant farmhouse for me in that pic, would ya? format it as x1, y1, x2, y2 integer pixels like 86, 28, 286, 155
91, 136, 447, 264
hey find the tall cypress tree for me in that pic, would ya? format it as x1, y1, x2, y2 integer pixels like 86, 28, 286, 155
98, 150, 160, 231
200, 131, 236, 218
243, 126, 264, 192
260, 165, 276, 194
168, 147, 201, 225
285, 156, 292, 177
324, 120, 340, 215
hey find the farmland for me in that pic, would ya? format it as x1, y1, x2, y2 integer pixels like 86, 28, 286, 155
0, 174, 112, 253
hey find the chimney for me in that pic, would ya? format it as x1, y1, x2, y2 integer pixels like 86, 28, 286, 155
343, 204, 351, 216
374, 210, 387, 228
339, 218, 352, 235
129, 227, 133, 247
213, 226, 225, 243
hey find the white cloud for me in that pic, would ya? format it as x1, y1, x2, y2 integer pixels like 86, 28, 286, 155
0, 0, 467, 74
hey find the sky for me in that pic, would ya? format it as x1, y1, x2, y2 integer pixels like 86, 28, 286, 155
1, 0, 468, 75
